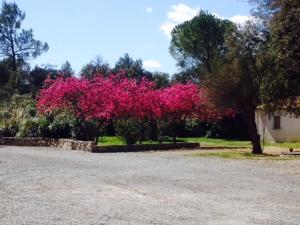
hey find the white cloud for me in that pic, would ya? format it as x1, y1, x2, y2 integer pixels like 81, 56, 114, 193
160, 22, 175, 38
230, 15, 252, 26
144, 60, 162, 69
146, 7, 152, 13
160, 3, 199, 38
160, 3, 253, 37
166, 3, 199, 23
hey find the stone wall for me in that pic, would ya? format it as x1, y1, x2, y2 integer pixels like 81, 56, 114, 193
0, 137, 95, 152
0, 137, 199, 153
57, 139, 96, 152
0, 137, 58, 147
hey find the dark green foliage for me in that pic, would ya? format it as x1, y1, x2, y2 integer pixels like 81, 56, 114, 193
152, 72, 170, 88
169, 11, 264, 153
0, 94, 36, 136
171, 69, 200, 84
0, 58, 10, 85
36, 117, 50, 137
0, 95, 84, 140
71, 120, 100, 141
113, 53, 152, 80
0, 125, 18, 137
0, 1, 49, 97
26, 65, 59, 96
60, 61, 74, 78
170, 11, 234, 74
0, 58, 13, 100
203, 116, 249, 140
17, 118, 41, 138
206, 23, 265, 110
114, 119, 150, 145
38, 112, 99, 141
0, 1, 48, 71
257, 1, 300, 112
41, 112, 76, 139
204, 23, 266, 153
80, 56, 111, 79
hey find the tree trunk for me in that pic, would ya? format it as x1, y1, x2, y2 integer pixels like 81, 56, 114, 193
156, 120, 162, 144
172, 133, 176, 143
12, 54, 17, 71
244, 108, 262, 154
94, 121, 102, 145
10, 35, 17, 72
172, 122, 177, 144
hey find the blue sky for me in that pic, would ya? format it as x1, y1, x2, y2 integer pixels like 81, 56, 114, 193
9, 0, 252, 75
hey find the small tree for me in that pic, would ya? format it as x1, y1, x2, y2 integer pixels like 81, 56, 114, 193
157, 84, 212, 143
37, 77, 97, 141
110, 76, 156, 144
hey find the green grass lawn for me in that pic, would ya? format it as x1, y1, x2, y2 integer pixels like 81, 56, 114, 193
178, 137, 251, 147
97, 136, 174, 146
179, 137, 300, 149
97, 136, 251, 147
264, 142, 300, 149
191, 151, 268, 159
98, 136, 300, 149
98, 136, 125, 146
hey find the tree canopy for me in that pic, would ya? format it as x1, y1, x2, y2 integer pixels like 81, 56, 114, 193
113, 53, 152, 80
170, 11, 234, 74
205, 22, 266, 153
169, 2, 300, 153
170, 11, 267, 153
252, 0, 300, 112
80, 56, 111, 79
0, 1, 48, 71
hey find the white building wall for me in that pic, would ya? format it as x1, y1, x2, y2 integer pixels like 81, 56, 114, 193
256, 109, 300, 143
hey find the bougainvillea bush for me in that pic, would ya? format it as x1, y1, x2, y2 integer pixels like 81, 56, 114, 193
37, 74, 233, 144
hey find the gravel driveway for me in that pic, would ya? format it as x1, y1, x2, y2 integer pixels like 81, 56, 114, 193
0, 146, 299, 225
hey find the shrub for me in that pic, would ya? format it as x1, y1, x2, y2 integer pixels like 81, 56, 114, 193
0, 94, 36, 137
48, 112, 76, 139
0, 125, 18, 137
17, 118, 41, 138
114, 119, 140, 145
71, 120, 99, 141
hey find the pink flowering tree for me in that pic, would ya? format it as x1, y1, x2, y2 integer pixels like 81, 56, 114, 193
109, 77, 157, 144
154, 84, 206, 143
37, 76, 89, 117
37, 74, 232, 144
37, 76, 95, 140
37, 75, 156, 143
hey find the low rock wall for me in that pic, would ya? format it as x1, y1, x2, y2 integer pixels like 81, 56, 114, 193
0, 137, 58, 147
0, 137, 199, 153
0, 137, 95, 152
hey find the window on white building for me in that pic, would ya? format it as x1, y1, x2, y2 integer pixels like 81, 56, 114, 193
273, 115, 281, 129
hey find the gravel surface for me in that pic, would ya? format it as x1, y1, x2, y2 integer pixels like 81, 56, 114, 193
0, 146, 300, 225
